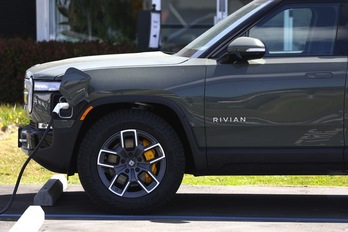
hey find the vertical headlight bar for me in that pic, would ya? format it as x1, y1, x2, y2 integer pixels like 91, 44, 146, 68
24, 70, 61, 114
24, 72, 33, 113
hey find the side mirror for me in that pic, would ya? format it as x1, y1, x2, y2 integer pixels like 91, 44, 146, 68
59, 68, 91, 107
228, 37, 265, 60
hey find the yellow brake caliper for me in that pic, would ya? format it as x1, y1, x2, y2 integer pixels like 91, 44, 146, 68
143, 139, 158, 184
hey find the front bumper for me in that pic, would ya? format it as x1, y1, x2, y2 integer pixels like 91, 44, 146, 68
18, 124, 77, 174
18, 125, 52, 150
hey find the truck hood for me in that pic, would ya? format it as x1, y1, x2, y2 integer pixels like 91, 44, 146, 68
28, 51, 188, 80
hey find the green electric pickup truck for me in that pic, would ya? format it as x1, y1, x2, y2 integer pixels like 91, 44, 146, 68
19, 0, 348, 213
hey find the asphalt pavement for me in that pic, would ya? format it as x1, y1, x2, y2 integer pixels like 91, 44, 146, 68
1, 184, 348, 232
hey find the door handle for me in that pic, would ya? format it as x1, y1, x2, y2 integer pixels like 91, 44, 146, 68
305, 72, 333, 79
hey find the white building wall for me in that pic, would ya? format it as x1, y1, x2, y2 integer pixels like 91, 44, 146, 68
36, 0, 66, 41
36, 0, 50, 41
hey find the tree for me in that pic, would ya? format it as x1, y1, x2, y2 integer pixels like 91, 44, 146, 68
56, 0, 141, 43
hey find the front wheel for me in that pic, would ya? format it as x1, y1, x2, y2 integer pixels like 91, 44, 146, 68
77, 110, 185, 214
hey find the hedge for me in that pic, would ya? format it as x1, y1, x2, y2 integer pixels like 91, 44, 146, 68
0, 38, 136, 104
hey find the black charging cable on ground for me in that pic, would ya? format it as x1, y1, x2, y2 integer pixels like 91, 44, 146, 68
0, 117, 53, 214
0, 102, 69, 214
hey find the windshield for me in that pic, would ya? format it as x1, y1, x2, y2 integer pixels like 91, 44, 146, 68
176, 0, 273, 58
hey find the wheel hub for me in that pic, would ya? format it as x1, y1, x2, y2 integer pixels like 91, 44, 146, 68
96, 129, 167, 198
128, 159, 136, 167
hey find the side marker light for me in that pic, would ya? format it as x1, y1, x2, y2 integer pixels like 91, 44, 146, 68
80, 106, 94, 121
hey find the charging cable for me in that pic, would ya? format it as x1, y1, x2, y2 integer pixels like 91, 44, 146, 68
0, 102, 69, 214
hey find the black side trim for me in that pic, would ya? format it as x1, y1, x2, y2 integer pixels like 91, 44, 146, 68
87, 95, 207, 173
206, 147, 344, 175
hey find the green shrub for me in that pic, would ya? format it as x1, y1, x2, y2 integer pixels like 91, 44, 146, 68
0, 38, 136, 104
0, 104, 29, 130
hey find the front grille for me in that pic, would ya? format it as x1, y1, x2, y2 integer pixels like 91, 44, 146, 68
30, 121, 36, 129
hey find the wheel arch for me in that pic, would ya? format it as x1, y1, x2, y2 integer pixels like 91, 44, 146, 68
69, 96, 206, 175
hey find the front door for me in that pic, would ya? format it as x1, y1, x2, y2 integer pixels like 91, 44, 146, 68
205, 2, 347, 173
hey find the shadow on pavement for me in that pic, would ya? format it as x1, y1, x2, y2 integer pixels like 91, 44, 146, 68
1, 188, 348, 222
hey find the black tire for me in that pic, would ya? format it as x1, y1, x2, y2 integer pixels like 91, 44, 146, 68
77, 109, 185, 214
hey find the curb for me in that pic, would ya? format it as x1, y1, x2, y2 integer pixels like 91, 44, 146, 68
34, 174, 67, 206
3, 175, 67, 232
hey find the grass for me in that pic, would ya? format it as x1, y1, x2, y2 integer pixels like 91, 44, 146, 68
0, 104, 29, 130
0, 104, 80, 185
1, 104, 348, 186
0, 131, 80, 185
182, 174, 348, 187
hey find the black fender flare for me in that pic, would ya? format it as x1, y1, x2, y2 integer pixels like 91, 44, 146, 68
75, 95, 207, 174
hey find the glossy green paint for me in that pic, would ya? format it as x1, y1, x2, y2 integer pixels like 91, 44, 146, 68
21, 0, 348, 175
84, 57, 208, 148
205, 57, 347, 148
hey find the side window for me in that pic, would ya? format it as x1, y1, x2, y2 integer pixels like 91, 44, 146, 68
249, 4, 339, 56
